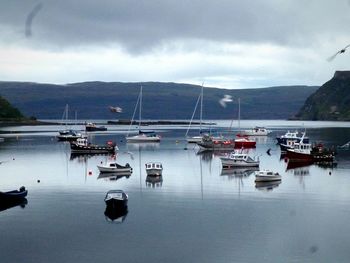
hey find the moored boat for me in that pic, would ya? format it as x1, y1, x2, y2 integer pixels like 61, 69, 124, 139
104, 190, 128, 207
97, 162, 132, 174
145, 162, 163, 176
255, 170, 281, 182
197, 134, 235, 151
126, 130, 161, 142
126, 85, 161, 143
70, 138, 117, 153
241, 127, 270, 136
57, 130, 86, 141
276, 130, 309, 145
0, 186, 28, 202
234, 135, 256, 148
85, 122, 107, 132
220, 151, 259, 168
286, 140, 335, 162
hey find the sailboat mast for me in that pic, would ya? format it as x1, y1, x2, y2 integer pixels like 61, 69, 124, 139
200, 83, 203, 132
238, 98, 241, 133
139, 85, 143, 130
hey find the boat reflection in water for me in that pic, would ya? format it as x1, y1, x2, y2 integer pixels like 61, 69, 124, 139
255, 181, 281, 191
104, 203, 128, 223
146, 175, 163, 188
98, 172, 131, 182
104, 190, 128, 223
286, 160, 312, 176
70, 153, 113, 163
220, 167, 258, 177
126, 142, 160, 151
0, 198, 28, 213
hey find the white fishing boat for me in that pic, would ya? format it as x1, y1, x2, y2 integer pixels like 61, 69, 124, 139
220, 151, 259, 168
255, 170, 281, 182
145, 162, 163, 176
126, 85, 161, 143
97, 162, 132, 174
241, 127, 270, 136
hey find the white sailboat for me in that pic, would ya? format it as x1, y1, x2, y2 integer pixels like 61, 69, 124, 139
126, 85, 161, 143
185, 84, 222, 143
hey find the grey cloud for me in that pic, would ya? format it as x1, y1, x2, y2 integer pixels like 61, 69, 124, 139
0, 0, 349, 53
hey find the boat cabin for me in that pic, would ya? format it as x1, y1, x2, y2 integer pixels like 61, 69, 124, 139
145, 162, 163, 170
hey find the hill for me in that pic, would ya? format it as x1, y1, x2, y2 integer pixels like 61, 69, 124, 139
0, 81, 318, 120
295, 71, 350, 121
0, 95, 24, 120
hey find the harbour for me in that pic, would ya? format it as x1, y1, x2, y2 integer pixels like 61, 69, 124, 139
0, 120, 350, 262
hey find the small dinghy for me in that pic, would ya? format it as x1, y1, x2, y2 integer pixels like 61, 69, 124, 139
0, 186, 28, 201
97, 162, 132, 174
255, 170, 281, 182
104, 190, 128, 207
145, 162, 163, 176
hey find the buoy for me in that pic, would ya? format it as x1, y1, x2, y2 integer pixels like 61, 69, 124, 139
88, 171, 92, 175
329, 171, 332, 175
37, 180, 40, 183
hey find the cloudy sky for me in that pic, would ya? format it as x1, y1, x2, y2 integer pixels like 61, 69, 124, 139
0, 0, 349, 89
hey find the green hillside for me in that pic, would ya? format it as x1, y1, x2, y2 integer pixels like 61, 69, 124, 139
295, 71, 350, 121
0, 81, 318, 120
0, 95, 24, 120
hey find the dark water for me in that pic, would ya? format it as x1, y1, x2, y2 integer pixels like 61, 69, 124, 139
1, 120, 350, 263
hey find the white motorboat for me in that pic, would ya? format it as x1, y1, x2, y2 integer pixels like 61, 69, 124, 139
241, 127, 270, 136
145, 162, 163, 176
97, 162, 132, 173
255, 170, 281, 182
220, 151, 259, 168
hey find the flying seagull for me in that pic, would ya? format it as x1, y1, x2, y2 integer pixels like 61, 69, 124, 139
25, 3, 43, 38
219, 94, 233, 108
109, 106, 123, 113
327, 44, 350, 62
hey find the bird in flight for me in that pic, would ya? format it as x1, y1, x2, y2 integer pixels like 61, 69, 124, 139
109, 106, 123, 113
219, 94, 233, 108
327, 44, 350, 61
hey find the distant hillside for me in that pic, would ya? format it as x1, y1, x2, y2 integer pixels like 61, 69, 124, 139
295, 71, 350, 121
0, 81, 318, 120
0, 95, 24, 120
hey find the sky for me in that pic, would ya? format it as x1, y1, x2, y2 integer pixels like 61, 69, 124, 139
0, 0, 349, 89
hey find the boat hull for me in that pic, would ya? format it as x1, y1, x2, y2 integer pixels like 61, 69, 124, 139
220, 158, 259, 168
126, 135, 161, 142
255, 175, 282, 182
70, 143, 116, 154
146, 169, 162, 176
97, 165, 132, 173
197, 140, 235, 151
86, 126, 107, 132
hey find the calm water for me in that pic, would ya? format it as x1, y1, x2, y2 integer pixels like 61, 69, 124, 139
1, 120, 350, 263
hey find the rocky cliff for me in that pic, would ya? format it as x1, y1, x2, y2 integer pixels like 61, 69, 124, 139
295, 71, 350, 121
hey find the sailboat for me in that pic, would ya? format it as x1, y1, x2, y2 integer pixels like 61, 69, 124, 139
57, 104, 85, 141
185, 84, 222, 143
126, 86, 161, 143
234, 98, 256, 148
